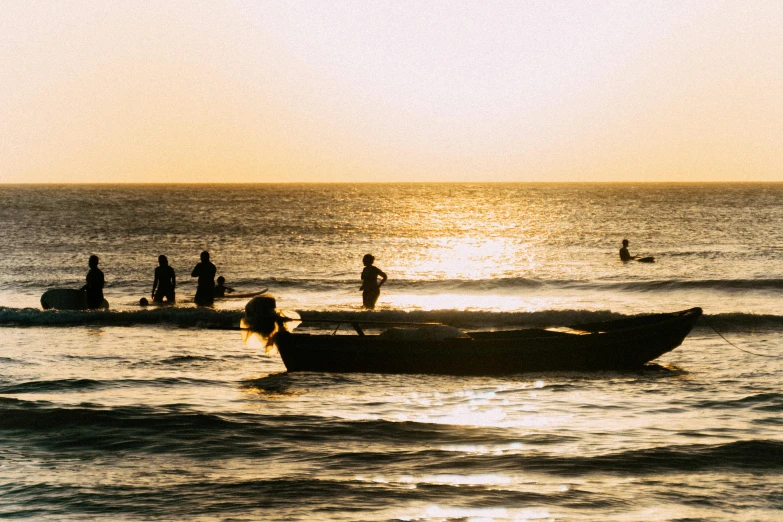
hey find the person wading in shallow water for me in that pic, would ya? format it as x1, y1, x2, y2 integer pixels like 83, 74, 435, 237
619, 239, 634, 262
152, 255, 176, 303
214, 276, 234, 298
83, 255, 105, 309
191, 251, 217, 306
360, 254, 387, 309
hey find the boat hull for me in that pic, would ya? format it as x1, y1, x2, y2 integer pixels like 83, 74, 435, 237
275, 308, 703, 375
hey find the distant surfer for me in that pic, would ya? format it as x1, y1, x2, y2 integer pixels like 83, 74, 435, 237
191, 251, 217, 306
619, 239, 634, 262
214, 276, 234, 298
82, 255, 105, 309
620, 239, 656, 263
360, 254, 387, 309
152, 255, 176, 303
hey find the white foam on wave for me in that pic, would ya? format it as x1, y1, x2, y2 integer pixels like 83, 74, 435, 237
1, 306, 780, 332
0, 307, 243, 328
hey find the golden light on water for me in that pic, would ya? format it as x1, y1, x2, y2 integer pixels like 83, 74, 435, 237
409, 505, 553, 521
394, 403, 510, 428
242, 332, 267, 351
405, 237, 538, 280
325, 381, 580, 433
384, 293, 585, 313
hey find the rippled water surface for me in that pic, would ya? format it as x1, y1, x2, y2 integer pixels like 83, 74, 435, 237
0, 184, 781, 520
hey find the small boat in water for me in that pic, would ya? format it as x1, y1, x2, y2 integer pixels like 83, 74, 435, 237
244, 301, 702, 375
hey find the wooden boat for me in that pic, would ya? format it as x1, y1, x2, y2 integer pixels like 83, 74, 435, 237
272, 308, 702, 375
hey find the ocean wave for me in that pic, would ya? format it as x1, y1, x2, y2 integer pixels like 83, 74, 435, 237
413, 440, 783, 476
0, 477, 597, 518
696, 392, 783, 412
0, 378, 105, 394
0, 377, 223, 395
3, 398, 780, 474
299, 310, 783, 332
129, 354, 260, 368
0, 306, 242, 328
435, 277, 783, 293
56, 275, 778, 294
1, 398, 780, 498
257, 276, 783, 293
256, 276, 783, 293
2, 306, 783, 331
700, 313, 783, 331
298, 308, 624, 329
158, 355, 220, 364
0, 400, 551, 452
605, 278, 783, 292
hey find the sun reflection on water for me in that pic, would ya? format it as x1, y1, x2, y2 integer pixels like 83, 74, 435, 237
347, 381, 576, 431
399, 237, 539, 281
311, 380, 579, 432
384, 293, 580, 312
400, 504, 554, 522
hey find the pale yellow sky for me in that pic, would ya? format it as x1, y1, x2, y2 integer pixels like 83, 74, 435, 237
1, 1, 781, 183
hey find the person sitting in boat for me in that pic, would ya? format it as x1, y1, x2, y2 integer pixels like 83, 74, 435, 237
191, 251, 217, 306
360, 254, 387, 309
619, 239, 635, 262
82, 255, 105, 309
214, 276, 234, 298
151, 254, 176, 303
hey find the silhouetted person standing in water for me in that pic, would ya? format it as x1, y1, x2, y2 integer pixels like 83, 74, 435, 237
360, 254, 387, 309
191, 251, 217, 306
83, 255, 105, 309
620, 239, 637, 262
619, 239, 632, 262
152, 255, 176, 303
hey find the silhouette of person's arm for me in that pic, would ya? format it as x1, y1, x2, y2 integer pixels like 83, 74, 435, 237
152, 268, 159, 298
171, 269, 176, 290
191, 264, 200, 278
360, 266, 387, 290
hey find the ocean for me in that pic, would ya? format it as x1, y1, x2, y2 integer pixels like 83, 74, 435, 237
0, 183, 781, 521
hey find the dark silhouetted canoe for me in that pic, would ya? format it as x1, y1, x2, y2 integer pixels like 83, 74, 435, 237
274, 308, 702, 375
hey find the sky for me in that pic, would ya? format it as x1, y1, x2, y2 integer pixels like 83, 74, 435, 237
1, 0, 781, 183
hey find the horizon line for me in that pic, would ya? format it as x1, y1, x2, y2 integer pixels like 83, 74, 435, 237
2, 180, 782, 186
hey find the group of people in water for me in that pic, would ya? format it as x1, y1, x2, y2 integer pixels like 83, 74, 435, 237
82, 251, 238, 309
80, 251, 389, 310
79, 239, 638, 310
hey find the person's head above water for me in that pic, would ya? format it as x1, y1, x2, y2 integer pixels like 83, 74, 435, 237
89, 255, 99, 268
622, 239, 629, 247
217, 276, 225, 284
158, 254, 168, 266
200, 251, 210, 262
362, 254, 375, 266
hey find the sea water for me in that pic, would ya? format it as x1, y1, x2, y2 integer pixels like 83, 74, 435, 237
0, 184, 781, 521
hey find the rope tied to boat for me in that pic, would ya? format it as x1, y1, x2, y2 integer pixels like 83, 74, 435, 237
710, 325, 782, 358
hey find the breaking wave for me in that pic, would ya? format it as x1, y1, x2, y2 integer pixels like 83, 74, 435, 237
1, 306, 782, 332
204, 276, 783, 293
